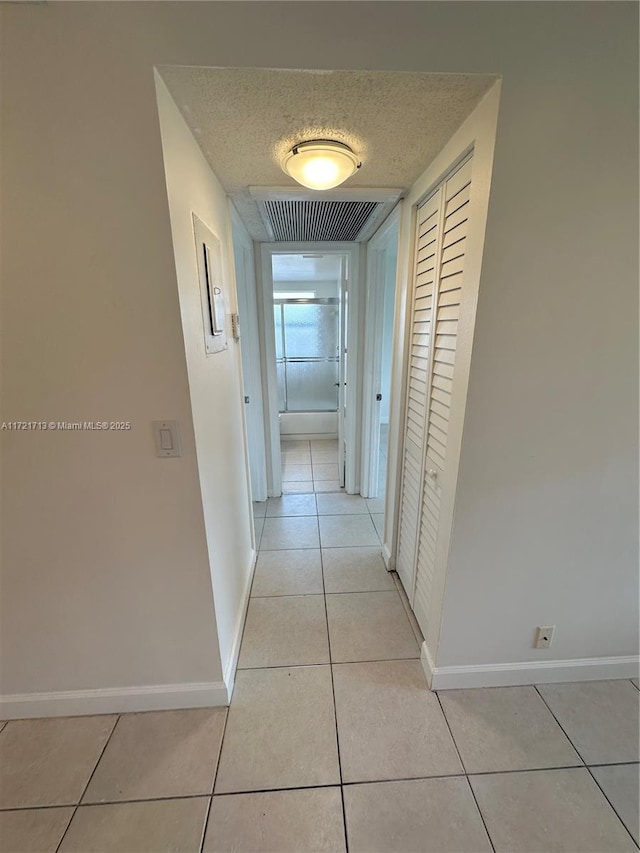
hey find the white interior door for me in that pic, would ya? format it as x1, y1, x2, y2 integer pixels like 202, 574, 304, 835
395, 155, 474, 634
413, 157, 472, 632
368, 247, 385, 496
396, 187, 444, 594
337, 256, 347, 488
361, 211, 400, 499
360, 245, 387, 498
232, 215, 268, 502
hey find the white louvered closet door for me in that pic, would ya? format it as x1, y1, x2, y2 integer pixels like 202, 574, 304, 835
395, 187, 443, 594
397, 155, 474, 635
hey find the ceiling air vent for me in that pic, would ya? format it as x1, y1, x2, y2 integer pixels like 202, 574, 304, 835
264, 200, 379, 242
249, 188, 403, 243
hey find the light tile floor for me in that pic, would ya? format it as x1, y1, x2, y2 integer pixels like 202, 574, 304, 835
1, 494, 639, 851
279, 433, 388, 498
280, 438, 343, 494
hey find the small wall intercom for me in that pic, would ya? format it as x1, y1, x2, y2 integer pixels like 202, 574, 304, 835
193, 214, 227, 355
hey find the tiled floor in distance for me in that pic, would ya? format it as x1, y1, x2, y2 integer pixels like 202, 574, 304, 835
280, 437, 343, 494
279, 433, 388, 498
1, 486, 639, 851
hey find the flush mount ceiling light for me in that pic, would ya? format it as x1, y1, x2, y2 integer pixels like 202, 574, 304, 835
281, 140, 361, 191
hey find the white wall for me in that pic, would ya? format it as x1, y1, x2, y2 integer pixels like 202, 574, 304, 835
0, 10, 228, 715
155, 76, 254, 688
432, 29, 639, 673
0, 2, 636, 708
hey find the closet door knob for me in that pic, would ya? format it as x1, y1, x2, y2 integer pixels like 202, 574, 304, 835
427, 468, 438, 479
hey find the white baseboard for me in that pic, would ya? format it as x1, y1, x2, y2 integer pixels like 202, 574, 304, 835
0, 681, 229, 720
381, 543, 393, 569
1, 549, 259, 722
222, 548, 257, 701
421, 642, 640, 690
420, 643, 438, 688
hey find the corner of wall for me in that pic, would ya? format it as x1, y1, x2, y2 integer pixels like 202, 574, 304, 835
155, 70, 254, 691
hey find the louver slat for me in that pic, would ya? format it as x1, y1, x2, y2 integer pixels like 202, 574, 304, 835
395, 188, 442, 594
397, 155, 473, 634
264, 200, 379, 242
414, 158, 472, 636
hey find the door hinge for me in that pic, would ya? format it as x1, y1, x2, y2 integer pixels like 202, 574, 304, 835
244, 396, 250, 404
231, 313, 240, 340
376, 393, 382, 402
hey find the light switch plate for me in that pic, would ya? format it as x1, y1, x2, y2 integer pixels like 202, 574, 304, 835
152, 420, 182, 457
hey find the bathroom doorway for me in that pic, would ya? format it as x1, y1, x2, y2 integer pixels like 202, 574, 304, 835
259, 245, 361, 496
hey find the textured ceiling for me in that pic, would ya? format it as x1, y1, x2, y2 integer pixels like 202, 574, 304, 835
158, 67, 497, 240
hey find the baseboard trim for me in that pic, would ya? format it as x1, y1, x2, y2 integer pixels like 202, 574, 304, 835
382, 543, 393, 570
420, 642, 438, 689
1, 550, 260, 721
222, 548, 257, 702
0, 681, 228, 720
420, 642, 640, 690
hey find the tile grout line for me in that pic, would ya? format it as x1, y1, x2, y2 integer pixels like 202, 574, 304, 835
391, 571, 424, 648
53, 713, 122, 853
232, 520, 276, 672
250, 588, 404, 600
533, 687, 639, 848
434, 692, 496, 853
583, 765, 640, 848
52, 809, 75, 853
232, 521, 270, 680
4, 793, 217, 813
318, 509, 350, 853
7, 761, 639, 815
198, 704, 232, 853
532, 685, 587, 766
365, 498, 383, 550
236, 656, 421, 673
341, 764, 604, 783
213, 783, 343, 799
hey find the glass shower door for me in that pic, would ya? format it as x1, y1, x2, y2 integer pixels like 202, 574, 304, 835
274, 299, 340, 412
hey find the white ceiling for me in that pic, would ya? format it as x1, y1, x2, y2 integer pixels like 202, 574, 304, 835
158, 66, 497, 240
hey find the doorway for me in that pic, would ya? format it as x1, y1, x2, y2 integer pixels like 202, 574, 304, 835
271, 253, 344, 493
361, 209, 400, 502
231, 207, 268, 503
260, 244, 361, 497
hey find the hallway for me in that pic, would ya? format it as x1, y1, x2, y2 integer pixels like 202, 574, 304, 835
1, 494, 638, 851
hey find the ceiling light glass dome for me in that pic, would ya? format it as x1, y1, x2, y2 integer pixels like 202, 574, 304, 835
281, 140, 361, 190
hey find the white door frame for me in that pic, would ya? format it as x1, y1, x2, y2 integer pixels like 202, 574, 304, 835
259, 242, 362, 496
230, 205, 268, 502
361, 206, 400, 498
337, 255, 347, 488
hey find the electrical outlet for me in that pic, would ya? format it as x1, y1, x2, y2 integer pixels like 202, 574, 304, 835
535, 626, 555, 649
